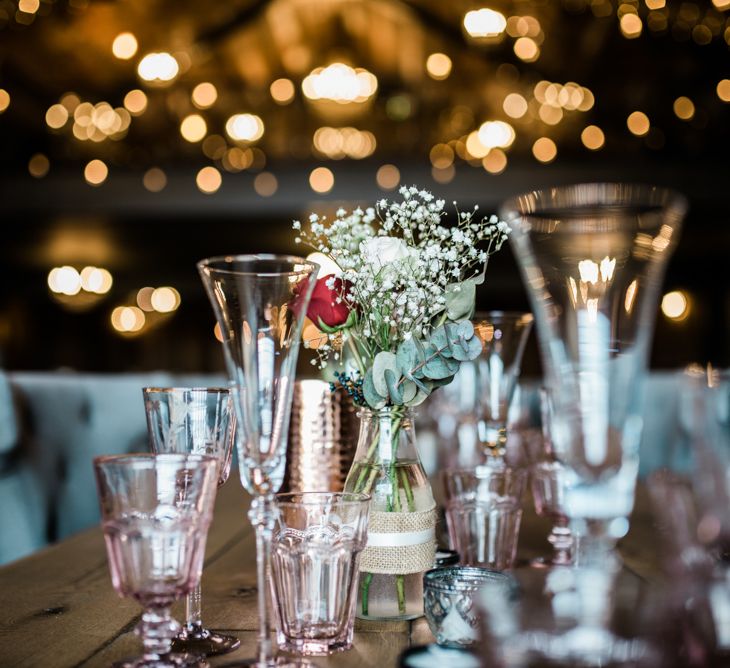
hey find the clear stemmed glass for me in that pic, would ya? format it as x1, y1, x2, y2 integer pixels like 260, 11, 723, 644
529, 389, 573, 568
501, 183, 686, 660
198, 254, 318, 667
143, 387, 239, 656
93, 453, 219, 668
472, 311, 534, 459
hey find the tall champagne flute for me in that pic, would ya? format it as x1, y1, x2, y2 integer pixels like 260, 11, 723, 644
198, 254, 318, 667
143, 387, 238, 656
502, 183, 686, 661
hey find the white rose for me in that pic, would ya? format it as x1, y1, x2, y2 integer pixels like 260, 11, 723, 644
360, 236, 411, 268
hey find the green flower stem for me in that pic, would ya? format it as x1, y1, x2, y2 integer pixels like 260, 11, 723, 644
396, 574, 406, 615
361, 572, 373, 617
347, 335, 367, 376
401, 468, 415, 512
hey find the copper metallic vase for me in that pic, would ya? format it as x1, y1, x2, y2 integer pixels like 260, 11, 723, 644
283, 380, 359, 493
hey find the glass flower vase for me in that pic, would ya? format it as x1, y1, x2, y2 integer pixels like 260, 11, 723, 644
344, 407, 436, 621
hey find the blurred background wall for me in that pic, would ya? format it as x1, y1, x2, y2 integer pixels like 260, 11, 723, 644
0, 0, 728, 375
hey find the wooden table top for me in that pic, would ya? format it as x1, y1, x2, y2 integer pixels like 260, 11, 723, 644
0, 480, 662, 668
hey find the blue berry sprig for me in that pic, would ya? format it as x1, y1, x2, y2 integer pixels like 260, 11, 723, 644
330, 370, 365, 406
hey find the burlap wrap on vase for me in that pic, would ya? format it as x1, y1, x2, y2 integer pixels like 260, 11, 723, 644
359, 504, 437, 575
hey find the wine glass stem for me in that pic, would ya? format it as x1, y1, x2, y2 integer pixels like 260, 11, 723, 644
548, 522, 574, 565
138, 606, 180, 663
249, 493, 276, 666
185, 583, 203, 631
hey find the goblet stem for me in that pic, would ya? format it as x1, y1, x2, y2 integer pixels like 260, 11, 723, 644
478, 421, 507, 458
548, 521, 574, 566
185, 584, 203, 632
248, 494, 276, 666
137, 606, 181, 665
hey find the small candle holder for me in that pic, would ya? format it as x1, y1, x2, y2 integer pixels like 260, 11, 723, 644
423, 566, 515, 649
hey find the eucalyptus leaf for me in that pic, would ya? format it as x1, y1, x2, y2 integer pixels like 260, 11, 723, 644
422, 348, 459, 379
445, 279, 476, 321
400, 378, 418, 404
396, 337, 423, 374
451, 335, 482, 361
384, 368, 403, 405
456, 320, 475, 339
372, 351, 399, 397
363, 368, 386, 410
405, 380, 433, 407
431, 374, 456, 388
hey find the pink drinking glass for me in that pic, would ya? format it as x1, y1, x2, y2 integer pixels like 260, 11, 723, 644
94, 453, 218, 668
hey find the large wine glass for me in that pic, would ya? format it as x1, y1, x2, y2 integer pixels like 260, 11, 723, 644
198, 254, 318, 667
94, 453, 219, 668
143, 386, 238, 656
501, 183, 686, 661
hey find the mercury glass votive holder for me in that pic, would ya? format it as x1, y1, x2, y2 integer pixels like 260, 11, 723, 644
423, 566, 516, 649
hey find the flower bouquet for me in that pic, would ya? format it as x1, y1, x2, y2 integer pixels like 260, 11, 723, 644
293, 186, 509, 619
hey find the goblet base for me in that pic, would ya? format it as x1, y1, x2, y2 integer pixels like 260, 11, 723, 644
173, 624, 241, 656
219, 657, 317, 667
529, 555, 573, 569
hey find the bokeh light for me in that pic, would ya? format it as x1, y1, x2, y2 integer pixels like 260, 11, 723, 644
302, 64, 377, 103
0, 89, 9, 113
84, 159, 108, 186
463, 8, 507, 39
80, 267, 113, 294
532, 137, 557, 163
673, 96, 695, 121
432, 165, 455, 184
309, 166, 335, 193
143, 167, 167, 192
112, 33, 138, 60
270, 78, 296, 104
18, 0, 39, 14
478, 120, 515, 149
581, 125, 605, 150
627, 111, 650, 136
503, 93, 528, 118
48, 266, 81, 295
376, 164, 400, 190
137, 52, 179, 84
46, 104, 69, 129
151, 287, 180, 312
514, 37, 540, 62
661, 290, 689, 321
482, 149, 507, 174
254, 172, 278, 197
225, 113, 264, 142
426, 53, 452, 80
123, 89, 147, 116
196, 166, 222, 194
620, 13, 643, 38
717, 79, 730, 102
28, 153, 50, 177
180, 114, 207, 142
191, 82, 217, 109
111, 306, 145, 333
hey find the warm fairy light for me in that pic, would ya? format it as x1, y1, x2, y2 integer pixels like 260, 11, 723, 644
313, 127, 376, 159
620, 13, 643, 38
84, 159, 108, 186
196, 166, 222, 194
203, 135, 227, 160
627, 111, 650, 136
466, 131, 490, 158
111, 306, 145, 333
463, 8, 507, 39
80, 267, 113, 294
429, 143, 454, 169
478, 120, 515, 149
309, 166, 334, 193
662, 291, 689, 321
143, 167, 166, 192
70, 101, 131, 142
712, 0, 730, 8
0, 89, 10, 113
48, 266, 82, 295
28, 153, 50, 178
503, 93, 528, 118
225, 113, 264, 142
123, 89, 147, 116
673, 96, 695, 120
137, 52, 179, 84
254, 172, 278, 197
482, 149, 507, 174
222, 147, 253, 172
376, 164, 400, 190
60, 93, 80, 112
539, 104, 563, 125
717, 80, 730, 102
302, 63, 377, 103
578, 88, 595, 111
112, 33, 138, 60
581, 125, 605, 150
18, 0, 39, 13
270, 78, 295, 104
432, 165, 455, 184
136, 288, 154, 311
151, 287, 180, 313
214, 322, 224, 343
532, 137, 557, 163
513, 37, 539, 62
426, 53, 452, 80
46, 104, 69, 129
645, 0, 665, 8
180, 114, 207, 142
191, 82, 217, 109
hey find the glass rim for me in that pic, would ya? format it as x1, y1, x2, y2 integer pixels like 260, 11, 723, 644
93, 452, 218, 468
274, 491, 371, 507
196, 253, 319, 277
356, 406, 416, 418
473, 310, 534, 323
424, 565, 513, 590
142, 386, 230, 394
442, 464, 529, 479
499, 182, 689, 223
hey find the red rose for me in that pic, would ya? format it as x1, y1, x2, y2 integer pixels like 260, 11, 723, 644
306, 275, 354, 330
